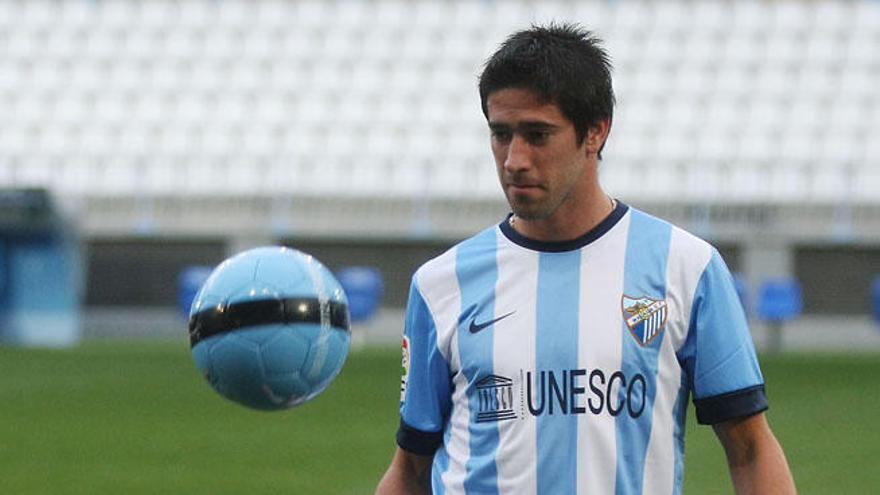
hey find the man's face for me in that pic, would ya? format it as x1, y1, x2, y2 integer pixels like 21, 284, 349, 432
487, 88, 593, 221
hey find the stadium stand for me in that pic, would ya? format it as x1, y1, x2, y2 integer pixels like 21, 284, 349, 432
0, 0, 876, 213
0, 1, 878, 340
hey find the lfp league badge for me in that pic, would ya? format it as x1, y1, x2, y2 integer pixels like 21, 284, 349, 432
400, 336, 410, 402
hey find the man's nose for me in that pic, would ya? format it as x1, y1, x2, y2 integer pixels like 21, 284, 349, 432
504, 136, 531, 173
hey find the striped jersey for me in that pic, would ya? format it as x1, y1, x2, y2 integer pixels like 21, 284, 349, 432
396, 202, 767, 495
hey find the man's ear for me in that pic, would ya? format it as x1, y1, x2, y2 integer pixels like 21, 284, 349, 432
585, 117, 612, 158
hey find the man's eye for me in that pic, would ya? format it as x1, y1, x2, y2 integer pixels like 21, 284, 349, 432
492, 130, 512, 142
526, 131, 549, 144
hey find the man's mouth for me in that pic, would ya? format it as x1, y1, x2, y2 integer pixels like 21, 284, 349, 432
508, 183, 541, 193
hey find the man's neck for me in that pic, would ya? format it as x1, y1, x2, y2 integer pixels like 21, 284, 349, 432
510, 191, 616, 243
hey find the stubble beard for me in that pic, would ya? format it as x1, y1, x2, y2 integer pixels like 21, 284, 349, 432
509, 201, 550, 221
507, 188, 567, 221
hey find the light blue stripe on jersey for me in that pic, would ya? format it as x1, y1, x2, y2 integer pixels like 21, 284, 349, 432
616, 211, 672, 495
455, 228, 500, 494
433, 427, 450, 495
401, 283, 450, 432
684, 250, 764, 400
671, 375, 690, 495
399, 282, 452, 495
535, 250, 581, 494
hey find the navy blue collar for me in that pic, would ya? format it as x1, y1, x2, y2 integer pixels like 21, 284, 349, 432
499, 201, 629, 252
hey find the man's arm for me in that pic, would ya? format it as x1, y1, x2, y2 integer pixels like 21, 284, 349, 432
713, 412, 796, 495
375, 447, 433, 495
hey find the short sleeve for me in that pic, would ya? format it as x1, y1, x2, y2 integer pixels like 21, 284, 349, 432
396, 277, 452, 455
678, 250, 768, 425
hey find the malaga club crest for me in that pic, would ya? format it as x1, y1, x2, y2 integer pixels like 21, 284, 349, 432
622, 295, 668, 346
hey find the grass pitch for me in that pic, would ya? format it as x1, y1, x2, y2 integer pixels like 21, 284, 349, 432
0, 341, 877, 493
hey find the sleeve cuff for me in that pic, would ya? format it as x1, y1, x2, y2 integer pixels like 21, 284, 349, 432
694, 384, 768, 425
396, 420, 443, 456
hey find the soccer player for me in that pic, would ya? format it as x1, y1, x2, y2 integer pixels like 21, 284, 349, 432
376, 23, 795, 494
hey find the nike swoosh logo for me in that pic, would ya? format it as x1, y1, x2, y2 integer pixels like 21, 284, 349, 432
469, 311, 516, 334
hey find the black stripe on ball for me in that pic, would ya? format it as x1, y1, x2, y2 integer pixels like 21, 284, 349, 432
188, 297, 350, 348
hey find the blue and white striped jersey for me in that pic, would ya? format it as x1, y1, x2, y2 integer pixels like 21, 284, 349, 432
397, 202, 767, 495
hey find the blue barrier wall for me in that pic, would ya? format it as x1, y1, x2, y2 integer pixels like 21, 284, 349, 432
0, 233, 82, 347
0, 190, 82, 347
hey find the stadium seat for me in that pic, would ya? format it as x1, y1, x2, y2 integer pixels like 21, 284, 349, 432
732, 273, 750, 316
872, 276, 880, 324
336, 266, 384, 323
757, 277, 803, 323
756, 276, 803, 353
177, 265, 214, 318
853, 164, 880, 204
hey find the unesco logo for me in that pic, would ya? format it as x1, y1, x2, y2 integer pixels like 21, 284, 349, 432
474, 368, 649, 422
475, 374, 517, 423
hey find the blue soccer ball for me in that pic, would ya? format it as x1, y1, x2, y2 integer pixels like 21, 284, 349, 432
188, 246, 351, 411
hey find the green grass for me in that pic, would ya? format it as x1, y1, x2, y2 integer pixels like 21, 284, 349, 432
683, 353, 880, 494
1, 342, 878, 494
0, 342, 400, 494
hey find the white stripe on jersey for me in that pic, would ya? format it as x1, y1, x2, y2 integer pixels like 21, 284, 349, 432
443, 364, 471, 493
492, 228, 540, 494
577, 213, 630, 494
664, 226, 714, 353
642, 226, 713, 495
414, 250, 469, 494
415, 249, 461, 364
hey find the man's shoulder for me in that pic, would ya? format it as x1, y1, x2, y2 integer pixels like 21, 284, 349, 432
627, 205, 717, 266
414, 223, 500, 286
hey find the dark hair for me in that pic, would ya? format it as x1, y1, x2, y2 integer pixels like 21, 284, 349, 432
478, 23, 615, 155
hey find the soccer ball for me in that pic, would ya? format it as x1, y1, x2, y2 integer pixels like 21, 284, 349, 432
187, 246, 351, 411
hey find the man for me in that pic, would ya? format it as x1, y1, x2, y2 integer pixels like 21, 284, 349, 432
377, 23, 795, 494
